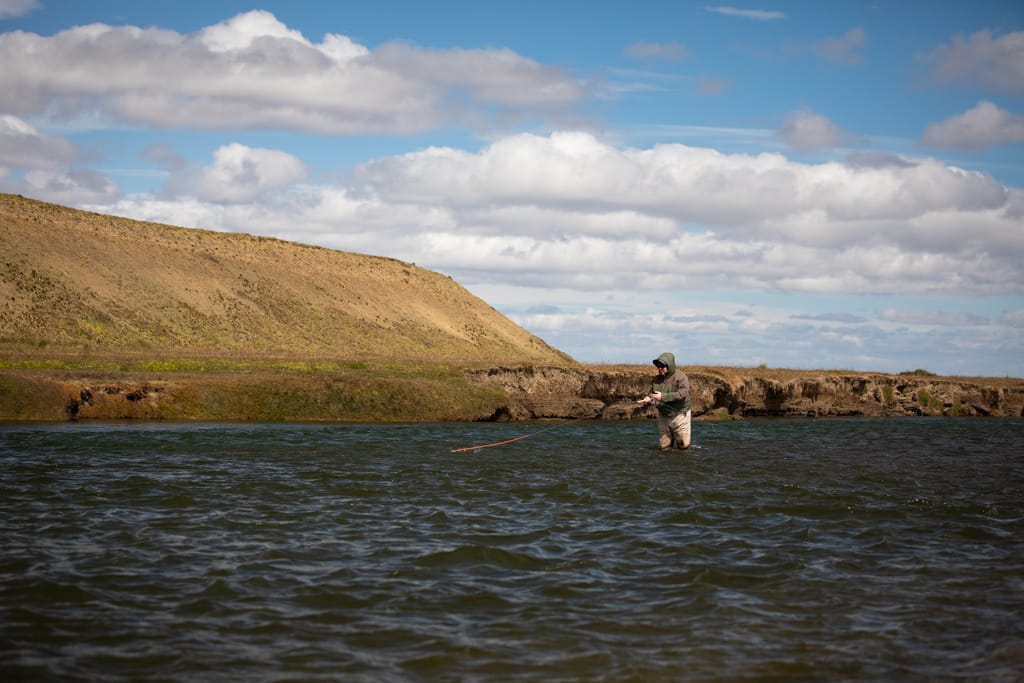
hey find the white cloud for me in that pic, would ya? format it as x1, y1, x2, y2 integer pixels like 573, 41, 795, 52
0, 0, 38, 19
354, 132, 1011, 245
16, 168, 118, 204
778, 109, 848, 150
925, 30, 1024, 95
501, 296, 1019, 373
370, 42, 581, 110
0, 10, 584, 135
879, 309, 990, 326
0, 114, 115, 204
704, 6, 784, 21
197, 9, 313, 53
920, 101, 1024, 151
194, 143, 308, 203
0, 114, 77, 168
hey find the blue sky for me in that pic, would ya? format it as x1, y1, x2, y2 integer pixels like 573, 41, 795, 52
1, 0, 1022, 376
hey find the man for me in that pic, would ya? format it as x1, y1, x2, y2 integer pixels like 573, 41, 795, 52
638, 352, 691, 451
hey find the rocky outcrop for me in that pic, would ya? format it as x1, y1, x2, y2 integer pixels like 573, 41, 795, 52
466, 367, 1024, 420
61, 381, 170, 420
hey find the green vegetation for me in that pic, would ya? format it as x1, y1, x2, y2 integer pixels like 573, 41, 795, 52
0, 353, 379, 374
0, 374, 67, 420
900, 368, 937, 377
704, 407, 733, 421
881, 384, 895, 407
916, 389, 944, 413
0, 354, 508, 422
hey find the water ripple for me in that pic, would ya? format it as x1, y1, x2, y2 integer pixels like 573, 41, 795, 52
1, 418, 1022, 681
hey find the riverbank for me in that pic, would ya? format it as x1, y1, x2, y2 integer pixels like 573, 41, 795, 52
469, 365, 1024, 419
2, 354, 1021, 421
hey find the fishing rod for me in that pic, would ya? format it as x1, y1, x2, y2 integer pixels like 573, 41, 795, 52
450, 419, 577, 453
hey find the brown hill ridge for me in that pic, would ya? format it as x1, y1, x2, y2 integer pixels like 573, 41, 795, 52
0, 193, 572, 365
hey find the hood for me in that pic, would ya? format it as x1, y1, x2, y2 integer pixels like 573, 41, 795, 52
654, 352, 676, 376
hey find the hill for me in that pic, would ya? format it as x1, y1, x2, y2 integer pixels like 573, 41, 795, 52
0, 193, 572, 365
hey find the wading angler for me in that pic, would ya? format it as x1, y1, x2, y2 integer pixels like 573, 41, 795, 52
638, 352, 692, 451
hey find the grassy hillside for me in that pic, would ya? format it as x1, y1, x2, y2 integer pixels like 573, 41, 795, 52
0, 193, 573, 365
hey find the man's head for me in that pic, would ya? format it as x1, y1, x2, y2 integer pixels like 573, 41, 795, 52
653, 352, 675, 376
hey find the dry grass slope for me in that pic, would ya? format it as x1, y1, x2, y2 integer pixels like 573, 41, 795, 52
0, 193, 573, 366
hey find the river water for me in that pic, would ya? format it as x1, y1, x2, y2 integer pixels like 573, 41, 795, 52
1, 418, 1022, 682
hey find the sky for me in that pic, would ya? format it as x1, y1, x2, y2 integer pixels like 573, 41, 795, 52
1, 0, 1022, 376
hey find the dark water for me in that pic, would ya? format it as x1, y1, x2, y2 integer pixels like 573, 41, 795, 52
1, 418, 1022, 682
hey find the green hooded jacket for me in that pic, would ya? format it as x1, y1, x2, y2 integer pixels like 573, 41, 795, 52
650, 352, 691, 417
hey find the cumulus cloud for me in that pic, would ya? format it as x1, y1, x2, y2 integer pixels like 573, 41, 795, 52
194, 143, 308, 203
354, 131, 1012, 239
925, 30, 1024, 95
778, 109, 848, 150
0, 10, 584, 134
920, 101, 1024, 151
198, 8, 311, 52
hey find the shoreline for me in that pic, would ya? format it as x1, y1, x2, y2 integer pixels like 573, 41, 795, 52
3, 361, 1022, 422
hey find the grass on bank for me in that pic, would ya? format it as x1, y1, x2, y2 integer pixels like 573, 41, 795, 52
0, 351, 510, 422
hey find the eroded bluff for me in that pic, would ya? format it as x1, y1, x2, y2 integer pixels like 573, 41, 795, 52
466, 367, 1024, 421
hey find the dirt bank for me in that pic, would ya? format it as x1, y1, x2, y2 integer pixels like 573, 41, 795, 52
467, 367, 1024, 420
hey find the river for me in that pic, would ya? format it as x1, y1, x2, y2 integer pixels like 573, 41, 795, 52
2, 418, 1022, 681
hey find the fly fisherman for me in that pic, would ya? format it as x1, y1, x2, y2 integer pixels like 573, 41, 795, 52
637, 352, 692, 451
